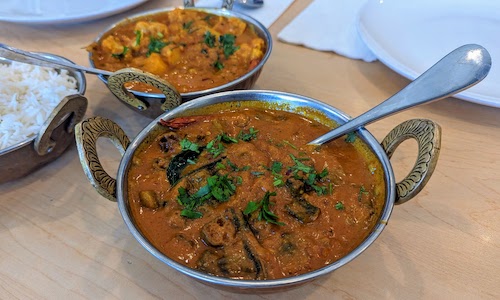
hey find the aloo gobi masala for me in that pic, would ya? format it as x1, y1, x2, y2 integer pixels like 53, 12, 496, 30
88, 9, 266, 93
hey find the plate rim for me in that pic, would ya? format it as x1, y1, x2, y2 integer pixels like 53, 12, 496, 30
356, 0, 500, 108
0, 0, 149, 25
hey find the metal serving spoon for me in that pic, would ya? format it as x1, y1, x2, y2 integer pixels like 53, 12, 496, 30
0, 43, 182, 112
308, 44, 491, 145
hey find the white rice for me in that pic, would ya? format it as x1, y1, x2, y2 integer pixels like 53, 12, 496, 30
0, 61, 79, 150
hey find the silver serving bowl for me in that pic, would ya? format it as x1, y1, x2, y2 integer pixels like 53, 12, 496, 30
0, 54, 87, 184
89, 6, 272, 119
75, 90, 441, 292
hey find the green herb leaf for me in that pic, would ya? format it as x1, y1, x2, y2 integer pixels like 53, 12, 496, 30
203, 31, 216, 48
180, 209, 203, 219
213, 59, 224, 70
270, 161, 283, 173
319, 168, 329, 178
111, 46, 128, 59
243, 191, 284, 226
238, 127, 258, 141
180, 138, 200, 153
243, 201, 260, 215
183, 21, 194, 30
221, 133, 238, 143
134, 30, 142, 46
345, 132, 356, 143
206, 140, 224, 158
219, 34, 240, 58
358, 185, 369, 202
282, 140, 297, 150
203, 15, 213, 23
289, 154, 314, 175
176, 175, 236, 219
335, 201, 345, 210
147, 37, 169, 56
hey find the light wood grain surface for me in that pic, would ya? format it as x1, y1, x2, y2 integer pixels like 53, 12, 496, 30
0, 0, 499, 299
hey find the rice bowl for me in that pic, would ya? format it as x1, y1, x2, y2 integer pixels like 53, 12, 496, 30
0, 61, 79, 150
0, 53, 87, 184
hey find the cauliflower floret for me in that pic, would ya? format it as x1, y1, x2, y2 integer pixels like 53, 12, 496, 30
213, 17, 247, 35
250, 38, 265, 60
161, 46, 183, 65
101, 36, 125, 55
134, 21, 169, 37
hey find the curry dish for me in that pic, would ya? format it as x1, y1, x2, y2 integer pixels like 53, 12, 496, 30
127, 107, 386, 280
88, 9, 266, 93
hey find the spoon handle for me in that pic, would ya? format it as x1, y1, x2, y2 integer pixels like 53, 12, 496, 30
0, 43, 112, 76
308, 44, 491, 145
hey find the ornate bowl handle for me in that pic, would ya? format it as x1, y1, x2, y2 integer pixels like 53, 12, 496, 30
107, 68, 181, 113
75, 117, 130, 202
381, 119, 441, 204
34, 94, 88, 155
184, 0, 234, 9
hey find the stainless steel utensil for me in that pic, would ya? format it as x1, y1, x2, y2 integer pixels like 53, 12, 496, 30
0, 43, 182, 113
308, 44, 491, 145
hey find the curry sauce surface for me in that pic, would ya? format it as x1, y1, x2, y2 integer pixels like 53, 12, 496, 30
88, 9, 265, 93
127, 107, 385, 280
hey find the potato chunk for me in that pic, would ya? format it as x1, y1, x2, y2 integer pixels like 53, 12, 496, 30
142, 53, 168, 75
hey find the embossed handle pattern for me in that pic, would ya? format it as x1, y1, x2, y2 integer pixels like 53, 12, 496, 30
75, 117, 130, 202
184, 0, 234, 9
34, 94, 88, 155
107, 68, 181, 112
381, 119, 441, 204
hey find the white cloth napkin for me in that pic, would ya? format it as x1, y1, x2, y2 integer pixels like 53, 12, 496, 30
278, 0, 376, 62
195, 0, 295, 28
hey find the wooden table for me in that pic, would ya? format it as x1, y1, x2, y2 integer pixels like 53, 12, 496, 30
1, 0, 498, 299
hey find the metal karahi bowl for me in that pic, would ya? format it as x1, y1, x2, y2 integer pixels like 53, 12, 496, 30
0, 54, 87, 184
88, 3, 273, 119
75, 90, 441, 292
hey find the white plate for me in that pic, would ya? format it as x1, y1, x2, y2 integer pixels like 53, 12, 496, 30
357, 0, 500, 107
0, 0, 149, 25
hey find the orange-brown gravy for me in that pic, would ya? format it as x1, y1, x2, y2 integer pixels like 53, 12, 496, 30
128, 107, 385, 280
88, 9, 266, 93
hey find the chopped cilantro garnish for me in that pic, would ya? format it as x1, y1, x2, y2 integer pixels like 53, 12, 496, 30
345, 132, 357, 143
213, 59, 224, 70
183, 21, 194, 30
358, 185, 369, 202
206, 139, 225, 158
219, 34, 240, 58
335, 201, 345, 210
147, 37, 169, 56
238, 127, 258, 141
180, 138, 200, 153
111, 46, 128, 59
243, 191, 284, 226
269, 161, 283, 173
282, 140, 297, 149
220, 133, 238, 143
177, 174, 236, 219
289, 154, 314, 175
134, 30, 142, 46
203, 31, 216, 48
